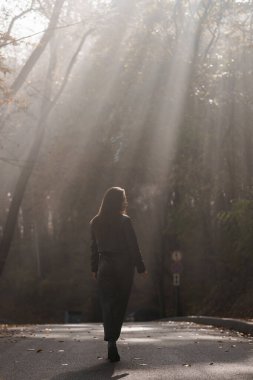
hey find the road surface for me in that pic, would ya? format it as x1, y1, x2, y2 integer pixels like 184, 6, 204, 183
0, 321, 252, 379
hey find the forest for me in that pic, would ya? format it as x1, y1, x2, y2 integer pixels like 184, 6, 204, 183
0, 0, 253, 323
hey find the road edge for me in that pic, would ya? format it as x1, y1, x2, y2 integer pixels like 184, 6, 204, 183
163, 316, 253, 336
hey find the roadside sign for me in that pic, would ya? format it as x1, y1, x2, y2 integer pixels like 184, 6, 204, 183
172, 251, 182, 262
171, 262, 182, 274
173, 273, 180, 286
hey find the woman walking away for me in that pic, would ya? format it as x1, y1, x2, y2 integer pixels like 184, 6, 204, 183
90, 187, 147, 362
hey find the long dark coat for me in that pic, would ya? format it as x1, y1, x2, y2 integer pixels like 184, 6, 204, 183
90, 214, 145, 341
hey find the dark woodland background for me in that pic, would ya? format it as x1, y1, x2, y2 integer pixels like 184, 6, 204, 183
0, 0, 253, 323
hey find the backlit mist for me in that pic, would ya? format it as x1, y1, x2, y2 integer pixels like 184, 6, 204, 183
0, 0, 253, 322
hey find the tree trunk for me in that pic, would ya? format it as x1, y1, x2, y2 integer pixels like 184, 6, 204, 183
11, 0, 65, 96
0, 29, 92, 275
0, 0, 65, 132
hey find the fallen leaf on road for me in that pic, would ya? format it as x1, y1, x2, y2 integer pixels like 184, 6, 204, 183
36, 349, 43, 353
209, 362, 214, 365
97, 356, 103, 360
182, 363, 191, 367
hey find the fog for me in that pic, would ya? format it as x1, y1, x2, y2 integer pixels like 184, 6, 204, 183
0, 0, 253, 322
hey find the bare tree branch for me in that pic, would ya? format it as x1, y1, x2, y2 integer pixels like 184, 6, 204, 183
0, 21, 85, 48
6, 0, 37, 37
10, 0, 65, 96
0, 0, 65, 132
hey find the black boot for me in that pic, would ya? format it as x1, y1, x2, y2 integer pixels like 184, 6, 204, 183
108, 341, 120, 362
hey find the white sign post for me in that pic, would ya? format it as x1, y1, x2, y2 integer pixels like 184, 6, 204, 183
171, 251, 183, 316
173, 273, 180, 286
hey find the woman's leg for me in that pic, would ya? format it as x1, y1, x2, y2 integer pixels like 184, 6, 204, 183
97, 258, 117, 341
111, 266, 134, 340
98, 256, 134, 342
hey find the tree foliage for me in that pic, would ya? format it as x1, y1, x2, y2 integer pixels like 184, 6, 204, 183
0, 0, 253, 322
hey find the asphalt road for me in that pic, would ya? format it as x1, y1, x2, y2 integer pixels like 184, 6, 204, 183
0, 321, 252, 380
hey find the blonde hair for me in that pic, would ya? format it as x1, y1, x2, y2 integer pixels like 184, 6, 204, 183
97, 187, 127, 220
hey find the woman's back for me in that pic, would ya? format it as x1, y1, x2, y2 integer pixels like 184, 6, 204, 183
91, 214, 129, 254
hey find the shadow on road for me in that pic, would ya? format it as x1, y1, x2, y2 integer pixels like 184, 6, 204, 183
1, 323, 252, 380
50, 362, 129, 380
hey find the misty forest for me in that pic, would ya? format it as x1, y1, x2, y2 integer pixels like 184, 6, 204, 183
0, 0, 253, 323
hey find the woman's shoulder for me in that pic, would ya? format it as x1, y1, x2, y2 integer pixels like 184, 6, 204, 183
121, 214, 132, 224
121, 214, 130, 219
